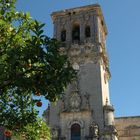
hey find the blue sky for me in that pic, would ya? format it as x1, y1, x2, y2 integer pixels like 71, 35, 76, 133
16, 0, 140, 117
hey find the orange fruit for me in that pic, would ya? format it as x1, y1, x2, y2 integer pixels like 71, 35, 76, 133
36, 101, 42, 107
4, 130, 12, 137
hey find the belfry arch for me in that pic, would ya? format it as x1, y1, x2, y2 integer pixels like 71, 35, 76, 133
72, 23, 80, 42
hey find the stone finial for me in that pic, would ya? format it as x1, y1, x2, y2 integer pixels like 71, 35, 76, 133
106, 98, 109, 105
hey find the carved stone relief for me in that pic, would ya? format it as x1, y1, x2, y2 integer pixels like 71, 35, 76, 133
67, 43, 101, 65
51, 126, 60, 139
69, 91, 81, 112
89, 122, 99, 138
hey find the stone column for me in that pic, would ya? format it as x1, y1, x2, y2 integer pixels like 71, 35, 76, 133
92, 15, 99, 43
104, 105, 115, 126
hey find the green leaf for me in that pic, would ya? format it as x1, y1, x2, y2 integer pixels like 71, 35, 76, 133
0, 0, 76, 135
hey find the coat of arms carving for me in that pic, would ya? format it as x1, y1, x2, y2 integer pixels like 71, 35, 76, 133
69, 91, 81, 111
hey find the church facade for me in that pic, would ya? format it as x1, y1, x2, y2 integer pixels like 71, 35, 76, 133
46, 4, 118, 140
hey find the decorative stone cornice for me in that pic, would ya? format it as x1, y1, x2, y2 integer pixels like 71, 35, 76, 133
60, 109, 92, 117
51, 4, 107, 35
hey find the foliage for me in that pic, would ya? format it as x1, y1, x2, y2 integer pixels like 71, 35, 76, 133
0, 0, 76, 135
12, 118, 51, 140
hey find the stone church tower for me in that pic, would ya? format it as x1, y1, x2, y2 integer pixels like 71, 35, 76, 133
46, 4, 118, 140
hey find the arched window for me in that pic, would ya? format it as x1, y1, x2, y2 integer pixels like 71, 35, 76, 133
61, 30, 66, 42
85, 26, 91, 38
72, 24, 80, 41
71, 124, 81, 140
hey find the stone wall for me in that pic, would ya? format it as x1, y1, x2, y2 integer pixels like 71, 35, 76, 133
115, 116, 140, 140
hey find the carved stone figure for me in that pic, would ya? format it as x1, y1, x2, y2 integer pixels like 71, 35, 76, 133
51, 127, 59, 139
94, 124, 99, 136
90, 122, 99, 138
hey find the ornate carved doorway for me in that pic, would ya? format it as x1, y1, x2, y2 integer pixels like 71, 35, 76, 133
71, 123, 81, 140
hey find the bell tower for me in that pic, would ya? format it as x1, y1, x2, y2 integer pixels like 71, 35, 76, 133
46, 4, 118, 140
